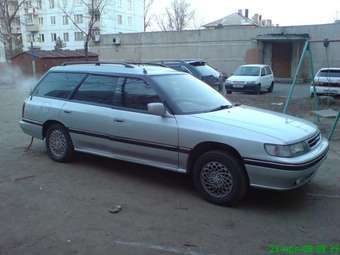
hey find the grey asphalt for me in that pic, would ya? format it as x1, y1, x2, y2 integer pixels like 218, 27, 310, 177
0, 82, 339, 255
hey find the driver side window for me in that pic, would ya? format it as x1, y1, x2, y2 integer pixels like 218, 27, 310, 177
114, 78, 161, 111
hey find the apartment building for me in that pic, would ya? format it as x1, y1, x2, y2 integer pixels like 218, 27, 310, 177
20, 0, 144, 51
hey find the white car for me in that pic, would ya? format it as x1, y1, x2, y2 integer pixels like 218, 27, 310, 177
225, 64, 274, 94
311, 68, 340, 97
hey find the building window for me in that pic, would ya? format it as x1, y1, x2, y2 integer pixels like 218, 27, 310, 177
51, 33, 57, 41
50, 16, 56, 25
94, 13, 100, 22
117, 15, 122, 25
37, 0, 42, 9
62, 15, 68, 25
26, 14, 33, 25
74, 32, 84, 41
74, 14, 83, 24
128, 16, 132, 26
49, 0, 54, 8
26, 34, 34, 43
39, 34, 45, 42
38, 17, 43, 25
117, 0, 122, 8
128, 0, 132, 10
63, 32, 69, 42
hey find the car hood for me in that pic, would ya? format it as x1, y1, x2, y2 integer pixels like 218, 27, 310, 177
227, 75, 259, 82
192, 105, 317, 144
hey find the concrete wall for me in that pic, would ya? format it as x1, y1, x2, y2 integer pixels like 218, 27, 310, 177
90, 23, 340, 77
0, 41, 6, 63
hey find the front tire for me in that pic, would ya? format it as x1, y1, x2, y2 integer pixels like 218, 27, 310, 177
46, 124, 74, 162
268, 82, 274, 93
192, 150, 248, 206
255, 84, 261, 95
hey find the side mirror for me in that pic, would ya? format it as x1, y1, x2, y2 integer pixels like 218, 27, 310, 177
147, 103, 166, 117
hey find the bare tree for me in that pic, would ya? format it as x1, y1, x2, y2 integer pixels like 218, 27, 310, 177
0, 0, 26, 61
61, 0, 105, 58
157, 0, 195, 32
144, 0, 154, 32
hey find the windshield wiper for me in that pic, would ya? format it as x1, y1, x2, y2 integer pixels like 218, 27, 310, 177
209, 105, 232, 112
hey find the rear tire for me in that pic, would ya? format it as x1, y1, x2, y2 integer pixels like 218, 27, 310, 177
46, 124, 74, 162
192, 150, 248, 206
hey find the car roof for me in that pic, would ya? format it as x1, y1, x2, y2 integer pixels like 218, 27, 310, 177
318, 67, 340, 71
239, 64, 268, 68
49, 63, 181, 76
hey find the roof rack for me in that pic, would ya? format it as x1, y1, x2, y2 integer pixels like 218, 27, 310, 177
61, 61, 134, 68
150, 59, 204, 64
127, 62, 168, 68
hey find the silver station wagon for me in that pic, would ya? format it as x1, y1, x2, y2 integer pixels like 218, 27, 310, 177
20, 62, 329, 206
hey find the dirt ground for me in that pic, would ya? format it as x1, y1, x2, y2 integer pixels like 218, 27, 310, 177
0, 81, 340, 255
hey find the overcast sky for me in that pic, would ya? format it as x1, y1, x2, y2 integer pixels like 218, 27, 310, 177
151, 0, 340, 27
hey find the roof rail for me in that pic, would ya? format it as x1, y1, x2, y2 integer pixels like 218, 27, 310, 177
61, 61, 134, 68
150, 59, 204, 64
127, 62, 168, 68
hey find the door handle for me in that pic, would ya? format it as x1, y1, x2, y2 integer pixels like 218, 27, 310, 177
113, 118, 125, 123
64, 110, 72, 114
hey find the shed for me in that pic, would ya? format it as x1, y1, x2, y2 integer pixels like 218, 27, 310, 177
11, 50, 98, 76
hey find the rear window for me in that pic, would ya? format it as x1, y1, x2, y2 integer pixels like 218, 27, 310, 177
317, 70, 340, 78
190, 62, 220, 77
234, 66, 260, 76
34, 72, 85, 99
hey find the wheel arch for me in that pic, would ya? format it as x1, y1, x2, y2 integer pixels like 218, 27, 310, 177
186, 142, 246, 176
42, 120, 66, 138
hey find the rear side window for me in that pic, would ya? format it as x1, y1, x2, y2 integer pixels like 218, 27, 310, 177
118, 78, 161, 111
35, 72, 85, 99
265, 66, 272, 75
73, 75, 123, 105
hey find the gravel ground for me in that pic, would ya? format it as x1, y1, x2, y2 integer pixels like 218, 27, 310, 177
0, 81, 340, 255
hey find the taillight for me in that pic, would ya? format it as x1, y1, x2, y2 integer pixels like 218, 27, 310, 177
22, 102, 26, 118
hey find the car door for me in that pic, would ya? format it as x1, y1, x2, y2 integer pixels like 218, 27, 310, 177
110, 77, 180, 171
61, 74, 125, 154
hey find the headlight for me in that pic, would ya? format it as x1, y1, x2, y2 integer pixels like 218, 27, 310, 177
264, 142, 308, 157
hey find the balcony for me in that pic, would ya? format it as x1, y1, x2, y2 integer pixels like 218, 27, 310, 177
26, 23, 39, 32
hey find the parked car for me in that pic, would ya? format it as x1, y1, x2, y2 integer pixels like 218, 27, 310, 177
310, 68, 340, 97
152, 59, 226, 91
20, 62, 329, 206
225, 64, 274, 94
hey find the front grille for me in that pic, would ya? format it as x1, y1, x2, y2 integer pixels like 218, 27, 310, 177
233, 81, 246, 85
307, 133, 321, 149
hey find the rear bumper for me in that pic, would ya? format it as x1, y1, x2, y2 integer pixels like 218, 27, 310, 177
226, 84, 259, 93
310, 86, 340, 95
20, 119, 43, 139
245, 139, 329, 190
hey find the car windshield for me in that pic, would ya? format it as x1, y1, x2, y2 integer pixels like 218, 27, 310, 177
190, 62, 220, 77
234, 66, 260, 76
317, 70, 340, 78
151, 74, 232, 114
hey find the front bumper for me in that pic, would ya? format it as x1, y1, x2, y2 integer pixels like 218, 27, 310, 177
225, 83, 260, 93
245, 138, 329, 190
